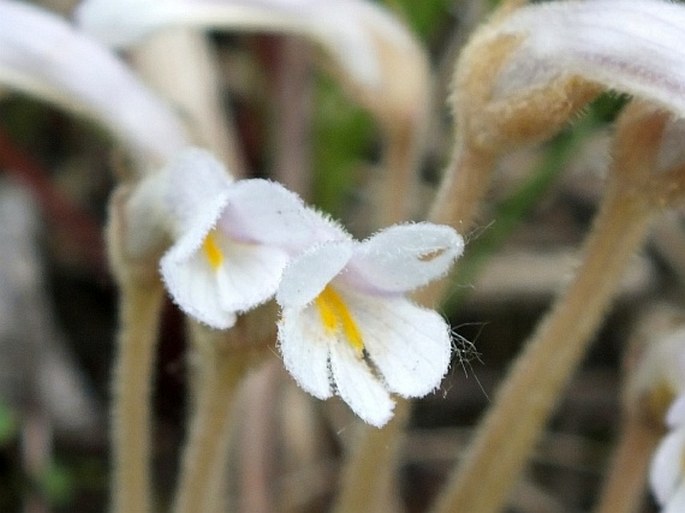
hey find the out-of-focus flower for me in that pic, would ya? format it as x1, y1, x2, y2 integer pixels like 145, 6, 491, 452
0, 0, 187, 165
75, 0, 426, 102
276, 223, 464, 426
453, 0, 685, 154
75, 0, 431, 212
129, 148, 347, 328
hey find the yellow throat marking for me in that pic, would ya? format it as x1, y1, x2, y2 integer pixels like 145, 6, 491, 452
315, 285, 364, 355
202, 229, 224, 269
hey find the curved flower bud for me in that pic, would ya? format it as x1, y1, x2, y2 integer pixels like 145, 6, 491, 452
454, 0, 685, 153
0, 0, 188, 166
276, 223, 464, 426
132, 148, 348, 328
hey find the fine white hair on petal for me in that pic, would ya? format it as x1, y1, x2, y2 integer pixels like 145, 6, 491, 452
160, 248, 237, 329
650, 426, 685, 506
493, 0, 685, 118
329, 341, 394, 428
344, 292, 452, 398
0, 0, 188, 164
344, 223, 464, 294
278, 305, 333, 400
276, 241, 354, 309
217, 179, 348, 250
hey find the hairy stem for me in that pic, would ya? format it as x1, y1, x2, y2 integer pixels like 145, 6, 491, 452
593, 414, 662, 513
331, 400, 410, 513
172, 329, 254, 513
110, 272, 164, 513
430, 179, 653, 513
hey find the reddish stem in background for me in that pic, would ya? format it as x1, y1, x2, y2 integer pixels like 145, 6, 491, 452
0, 125, 105, 274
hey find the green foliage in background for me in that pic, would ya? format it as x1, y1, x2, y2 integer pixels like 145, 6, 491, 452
311, 75, 374, 218
0, 402, 17, 445
383, 0, 453, 41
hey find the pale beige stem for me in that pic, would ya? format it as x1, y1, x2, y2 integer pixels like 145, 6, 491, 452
428, 140, 497, 235
416, 142, 497, 307
172, 332, 254, 513
430, 180, 653, 513
593, 415, 662, 513
331, 400, 410, 513
110, 272, 164, 513
377, 120, 423, 226
238, 361, 280, 513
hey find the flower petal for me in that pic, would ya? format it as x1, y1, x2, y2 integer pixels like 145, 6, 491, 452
276, 241, 354, 309
162, 147, 234, 232
0, 0, 187, 164
651, 426, 685, 505
344, 223, 464, 294
343, 292, 452, 398
215, 240, 289, 312
329, 340, 394, 427
496, 0, 685, 117
160, 245, 237, 329
665, 483, 685, 513
218, 179, 347, 251
278, 305, 333, 400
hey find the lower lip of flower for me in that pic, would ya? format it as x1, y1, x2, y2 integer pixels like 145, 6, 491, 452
315, 285, 364, 356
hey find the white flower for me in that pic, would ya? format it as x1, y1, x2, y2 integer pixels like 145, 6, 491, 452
144, 148, 346, 329
651, 393, 685, 512
275, 223, 464, 427
0, 0, 187, 165
488, 0, 685, 117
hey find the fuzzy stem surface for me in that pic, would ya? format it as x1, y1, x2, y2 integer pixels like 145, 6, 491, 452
172, 334, 253, 513
430, 180, 653, 513
110, 273, 164, 513
593, 414, 662, 513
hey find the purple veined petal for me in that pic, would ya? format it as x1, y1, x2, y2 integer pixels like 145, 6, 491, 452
278, 304, 335, 400
339, 291, 452, 398
329, 339, 394, 427
0, 0, 188, 166
343, 222, 464, 295
493, 0, 685, 117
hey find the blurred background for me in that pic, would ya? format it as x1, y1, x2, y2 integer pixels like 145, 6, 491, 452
0, 0, 676, 511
